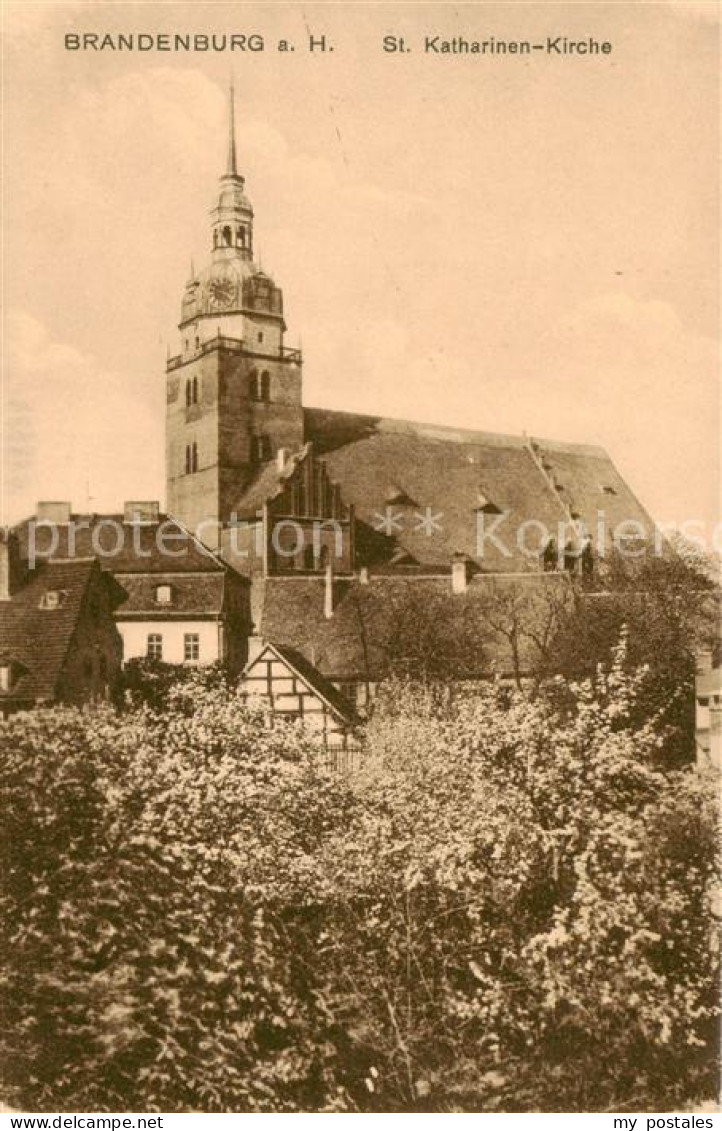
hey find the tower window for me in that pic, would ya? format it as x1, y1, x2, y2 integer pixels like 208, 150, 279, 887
251, 435, 272, 463
249, 369, 259, 400
185, 445, 191, 474
213, 230, 218, 249
303, 544, 315, 570
192, 442, 198, 472
147, 634, 163, 660
258, 332, 264, 343
192, 376, 199, 404
260, 371, 270, 402
155, 584, 172, 605
236, 226, 246, 248
222, 225, 232, 247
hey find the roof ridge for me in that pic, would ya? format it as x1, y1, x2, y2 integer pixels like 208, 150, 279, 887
304, 405, 609, 457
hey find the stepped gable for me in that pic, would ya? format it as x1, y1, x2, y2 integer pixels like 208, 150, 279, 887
303, 408, 654, 569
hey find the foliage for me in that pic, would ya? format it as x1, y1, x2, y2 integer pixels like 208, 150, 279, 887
1, 645, 719, 1112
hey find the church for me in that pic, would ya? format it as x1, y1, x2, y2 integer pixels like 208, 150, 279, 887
163, 88, 654, 740
2, 89, 657, 739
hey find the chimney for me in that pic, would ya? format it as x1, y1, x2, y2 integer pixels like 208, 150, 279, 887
695, 649, 714, 675
0, 529, 25, 600
277, 447, 288, 472
324, 560, 334, 619
359, 565, 370, 585
451, 553, 470, 595
246, 634, 265, 665
124, 501, 160, 524
37, 501, 71, 524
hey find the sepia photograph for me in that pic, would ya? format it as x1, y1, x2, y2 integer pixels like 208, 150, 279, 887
0, 0, 720, 1118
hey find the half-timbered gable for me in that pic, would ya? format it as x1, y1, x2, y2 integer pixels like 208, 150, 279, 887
239, 639, 357, 749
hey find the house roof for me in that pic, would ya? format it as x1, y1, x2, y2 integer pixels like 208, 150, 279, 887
12, 513, 232, 576
259, 571, 573, 682
303, 408, 655, 571
112, 573, 227, 618
0, 559, 108, 703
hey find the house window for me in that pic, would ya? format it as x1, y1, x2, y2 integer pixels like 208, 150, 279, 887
192, 376, 199, 404
185, 445, 191, 474
260, 371, 270, 402
99, 655, 108, 681
147, 634, 163, 660
184, 633, 200, 662
39, 590, 68, 610
258, 331, 264, 344
83, 657, 94, 680
303, 544, 315, 570
185, 380, 192, 407
0, 664, 11, 692
155, 584, 172, 605
191, 442, 198, 473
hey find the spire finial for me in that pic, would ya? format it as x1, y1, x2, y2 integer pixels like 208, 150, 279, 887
227, 81, 238, 176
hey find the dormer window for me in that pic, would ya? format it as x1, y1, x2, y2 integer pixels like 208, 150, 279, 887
385, 484, 417, 507
155, 584, 172, 605
39, 589, 68, 610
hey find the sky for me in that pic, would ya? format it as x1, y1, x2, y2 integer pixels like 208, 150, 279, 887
2, 0, 719, 542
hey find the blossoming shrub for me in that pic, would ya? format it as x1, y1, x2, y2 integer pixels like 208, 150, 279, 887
1, 651, 718, 1111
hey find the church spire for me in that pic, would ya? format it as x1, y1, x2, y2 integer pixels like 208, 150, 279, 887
227, 82, 238, 176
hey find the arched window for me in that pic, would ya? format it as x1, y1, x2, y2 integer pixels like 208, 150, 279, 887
192, 442, 198, 473
260, 371, 271, 402
236, 226, 245, 248
303, 544, 315, 570
249, 369, 259, 400
213, 230, 218, 249
319, 545, 329, 569
185, 445, 191, 474
192, 376, 199, 404
222, 225, 232, 247
185, 380, 192, 407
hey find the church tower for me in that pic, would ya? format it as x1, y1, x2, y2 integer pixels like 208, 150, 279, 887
165, 86, 303, 545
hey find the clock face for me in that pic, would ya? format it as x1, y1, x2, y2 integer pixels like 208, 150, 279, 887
208, 265, 238, 310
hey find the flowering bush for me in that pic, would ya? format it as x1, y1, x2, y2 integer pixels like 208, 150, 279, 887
1, 644, 718, 1111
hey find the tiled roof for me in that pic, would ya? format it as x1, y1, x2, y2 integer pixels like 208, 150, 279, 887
113, 573, 227, 617
260, 572, 573, 682
303, 408, 654, 571
13, 513, 227, 575
0, 559, 100, 703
